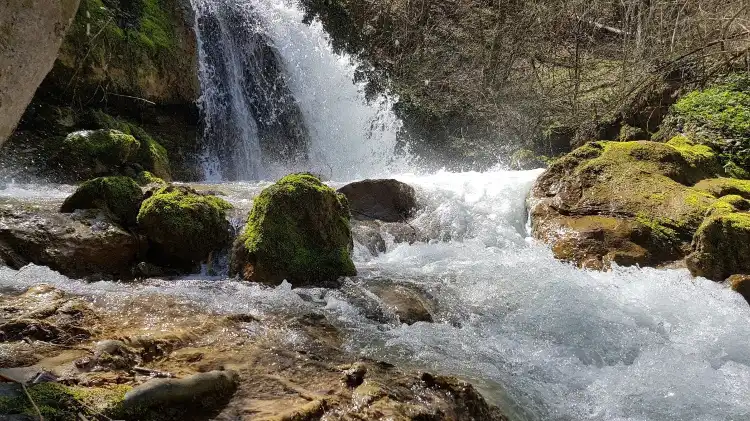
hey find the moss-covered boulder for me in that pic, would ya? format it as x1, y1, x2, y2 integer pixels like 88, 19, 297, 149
60, 176, 144, 227
137, 185, 232, 269
61, 129, 141, 179
529, 140, 720, 269
686, 195, 750, 281
135, 170, 167, 186
231, 174, 356, 286
90, 110, 173, 181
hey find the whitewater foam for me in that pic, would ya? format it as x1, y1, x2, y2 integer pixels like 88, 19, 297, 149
2, 170, 749, 421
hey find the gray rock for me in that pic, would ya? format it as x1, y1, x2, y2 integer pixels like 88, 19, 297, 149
0, 0, 80, 147
368, 283, 434, 325
338, 179, 418, 222
0, 207, 140, 279
122, 370, 239, 410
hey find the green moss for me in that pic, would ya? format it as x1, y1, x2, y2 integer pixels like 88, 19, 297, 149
63, 129, 141, 176
89, 110, 172, 180
635, 213, 681, 247
0, 382, 122, 420
61, 176, 144, 226
694, 177, 750, 200
136, 170, 167, 186
509, 148, 546, 170
138, 185, 232, 267
232, 173, 356, 286
672, 88, 750, 140
663, 76, 750, 176
666, 135, 721, 173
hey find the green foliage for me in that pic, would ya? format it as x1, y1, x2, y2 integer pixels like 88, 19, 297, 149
664, 75, 750, 176
61, 176, 143, 226
233, 173, 356, 286
672, 88, 750, 139
138, 185, 232, 267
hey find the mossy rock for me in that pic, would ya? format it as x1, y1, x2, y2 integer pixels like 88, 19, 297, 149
686, 195, 750, 281
662, 74, 750, 175
135, 170, 167, 186
0, 382, 127, 420
138, 185, 232, 268
694, 177, 750, 199
90, 110, 173, 181
60, 176, 144, 227
61, 129, 140, 179
231, 173, 356, 286
530, 140, 721, 268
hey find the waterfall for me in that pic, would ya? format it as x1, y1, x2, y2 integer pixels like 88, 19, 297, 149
191, 0, 409, 181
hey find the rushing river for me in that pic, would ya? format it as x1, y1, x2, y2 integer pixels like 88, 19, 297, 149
2, 0, 750, 419
2, 171, 750, 421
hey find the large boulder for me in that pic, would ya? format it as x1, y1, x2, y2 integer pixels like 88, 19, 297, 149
338, 179, 418, 222
60, 129, 141, 179
686, 195, 750, 281
529, 139, 720, 269
0, 0, 80, 147
231, 174, 356, 286
0, 207, 139, 279
137, 185, 232, 269
60, 176, 143, 227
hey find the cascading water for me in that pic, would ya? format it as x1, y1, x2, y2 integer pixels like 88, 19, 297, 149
2, 1, 749, 420
192, 0, 408, 181
3, 171, 750, 421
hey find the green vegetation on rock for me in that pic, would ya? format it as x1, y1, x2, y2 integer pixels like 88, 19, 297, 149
0, 382, 127, 420
136, 170, 167, 186
231, 173, 356, 286
663, 74, 750, 176
687, 195, 750, 281
531, 140, 720, 268
138, 185, 232, 268
91, 110, 173, 180
60, 176, 144, 227
62, 129, 140, 178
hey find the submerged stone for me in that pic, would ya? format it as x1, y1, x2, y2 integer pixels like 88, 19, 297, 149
121, 370, 238, 413
231, 173, 356, 286
60, 176, 143, 227
137, 185, 232, 269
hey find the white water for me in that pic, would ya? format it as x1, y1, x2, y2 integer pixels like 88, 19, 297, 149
2, 171, 750, 421
2, 1, 749, 419
193, 0, 408, 181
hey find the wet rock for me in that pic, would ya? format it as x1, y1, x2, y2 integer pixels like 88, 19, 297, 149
59, 129, 141, 180
60, 176, 143, 227
0, 0, 80, 147
121, 370, 238, 411
351, 220, 386, 255
231, 174, 356, 286
0, 207, 139, 279
727, 274, 750, 305
137, 185, 232, 269
529, 140, 719, 269
338, 179, 418, 222
368, 283, 433, 325
686, 195, 750, 281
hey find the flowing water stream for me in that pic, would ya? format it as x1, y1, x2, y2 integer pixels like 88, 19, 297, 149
2, 0, 750, 420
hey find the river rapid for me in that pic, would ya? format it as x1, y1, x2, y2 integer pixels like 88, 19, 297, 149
2, 170, 750, 421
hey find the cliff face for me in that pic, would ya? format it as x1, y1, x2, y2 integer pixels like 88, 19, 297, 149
0, 0, 81, 147
2, 0, 203, 182
38, 0, 200, 108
